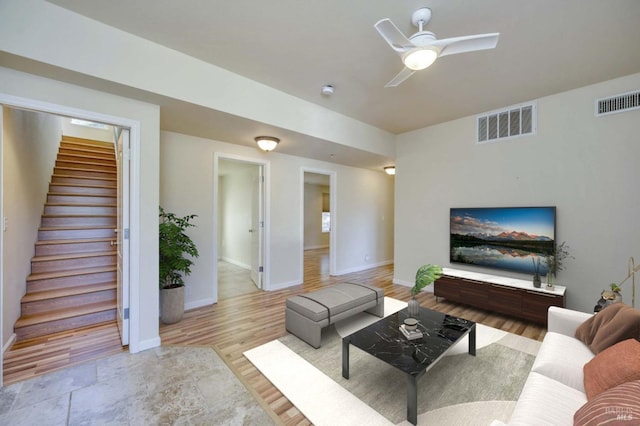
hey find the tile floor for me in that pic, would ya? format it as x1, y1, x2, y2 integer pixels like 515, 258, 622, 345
0, 345, 274, 425
218, 261, 259, 300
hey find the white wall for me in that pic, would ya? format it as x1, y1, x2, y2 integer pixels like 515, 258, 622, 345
395, 72, 640, 312
0, 66, 161, 351
219, 162, 255, 269
2, 108, 62, 347
61, 118, 114, 143
304, 184, 330, 250
160, 131, 395, 307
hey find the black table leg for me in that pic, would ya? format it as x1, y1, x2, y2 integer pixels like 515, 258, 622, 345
407, 375, 417, 425
342, 337, 350, 379
468, 324, 476, 356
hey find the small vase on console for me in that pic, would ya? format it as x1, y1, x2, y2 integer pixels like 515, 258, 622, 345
546, 272, 555, 290
533, 273, 541, 288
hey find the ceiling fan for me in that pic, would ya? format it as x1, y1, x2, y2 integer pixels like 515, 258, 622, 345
375, 8, 499, 87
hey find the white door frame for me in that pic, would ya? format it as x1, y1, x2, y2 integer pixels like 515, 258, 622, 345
0, 104, 4, 387
115, 128, 130, 345
300, 167, 337, 280
213, 153, 270, 301
0, 94, 142, 388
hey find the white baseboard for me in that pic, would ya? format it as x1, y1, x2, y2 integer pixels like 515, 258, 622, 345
393, 278, 434, 293
2, 333, 16, 354
134, 336, 161, 353
220, 257, 251, 270
185, 298, 216, 311
267, 279, 303, 291
334, 259, 393, 276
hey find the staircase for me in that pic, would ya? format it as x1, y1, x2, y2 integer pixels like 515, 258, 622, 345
14, 136, 118, 341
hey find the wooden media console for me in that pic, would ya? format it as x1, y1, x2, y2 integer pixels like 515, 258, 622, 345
434, 268, 566, 325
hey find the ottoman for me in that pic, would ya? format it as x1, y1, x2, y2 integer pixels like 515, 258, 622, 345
285, 282, 384, 348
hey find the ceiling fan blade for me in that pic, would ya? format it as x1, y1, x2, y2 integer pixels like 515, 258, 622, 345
375, 18, 415, 53
385, 67, 416, 88
433, 33, 500, 57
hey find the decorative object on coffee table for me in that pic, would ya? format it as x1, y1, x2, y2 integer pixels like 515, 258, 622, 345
409, 264, 443, 317
544, 241, 573, 290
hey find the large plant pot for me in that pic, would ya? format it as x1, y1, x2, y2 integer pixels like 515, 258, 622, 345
160, 286, 184, 324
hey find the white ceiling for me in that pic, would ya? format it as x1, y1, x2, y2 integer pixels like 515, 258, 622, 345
36, 0, 640, 168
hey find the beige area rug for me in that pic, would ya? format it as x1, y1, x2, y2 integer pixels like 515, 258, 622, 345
244, 297, 541, 426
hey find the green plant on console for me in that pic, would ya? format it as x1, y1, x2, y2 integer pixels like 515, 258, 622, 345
412, 264, 444, 295
159, 206, 200, 289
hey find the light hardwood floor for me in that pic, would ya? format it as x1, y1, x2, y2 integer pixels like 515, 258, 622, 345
3, 248, 546, 424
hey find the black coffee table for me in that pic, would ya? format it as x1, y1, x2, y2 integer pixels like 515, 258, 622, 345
342, 306, 476, 425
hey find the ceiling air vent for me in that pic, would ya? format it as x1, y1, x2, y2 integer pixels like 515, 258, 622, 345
477, 102, 536, 144
596, 90, 640, 116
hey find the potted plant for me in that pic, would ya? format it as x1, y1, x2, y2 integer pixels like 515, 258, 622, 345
159, 206, 199, 324
408, 264, 443, 317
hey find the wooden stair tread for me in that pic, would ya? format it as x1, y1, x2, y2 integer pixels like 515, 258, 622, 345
15, 301, 116, 328
39, 225, 115, 231
22, 282, 116, 303
52, 174, 116, 182
50, 183, 116, 189
57, 152, 114, 159
47, 194, 118, 198
48, 193, 115, 198
55, 166, 116, 174
60, 145, 114, 153
35, 237, 113, 246
42, 214, 116, 218
27, 266, 116, 281
45, 202, 116, 207
32, 250, 116, 263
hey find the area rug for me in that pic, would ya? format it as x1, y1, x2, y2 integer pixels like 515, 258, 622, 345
244, 297, 541, 426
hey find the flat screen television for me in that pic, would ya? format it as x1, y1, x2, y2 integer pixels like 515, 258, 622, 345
450, 206, 556, 275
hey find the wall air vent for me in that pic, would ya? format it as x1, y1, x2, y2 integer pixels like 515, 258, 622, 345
596, 90, 640, 116
477, 102, 536, 144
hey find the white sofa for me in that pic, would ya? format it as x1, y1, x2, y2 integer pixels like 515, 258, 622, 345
493, 306, 595, 426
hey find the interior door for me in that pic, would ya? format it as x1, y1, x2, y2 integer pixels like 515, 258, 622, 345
116, 128, 130, 345
249, 165, 264, 288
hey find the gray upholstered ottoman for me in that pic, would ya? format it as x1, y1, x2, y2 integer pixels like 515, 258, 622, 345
285, 282, 384, 348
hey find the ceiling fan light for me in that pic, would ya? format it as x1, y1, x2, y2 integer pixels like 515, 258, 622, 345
255, 136, 280, 152
403, 48, 438, 71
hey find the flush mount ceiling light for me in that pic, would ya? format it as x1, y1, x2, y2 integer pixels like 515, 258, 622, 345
255, 136, 280, 152
384, 166, 396, 175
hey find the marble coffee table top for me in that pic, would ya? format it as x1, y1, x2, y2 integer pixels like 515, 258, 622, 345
345, 306, 475, 377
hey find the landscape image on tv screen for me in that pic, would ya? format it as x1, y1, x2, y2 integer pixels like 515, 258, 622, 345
450, 207, 556, 275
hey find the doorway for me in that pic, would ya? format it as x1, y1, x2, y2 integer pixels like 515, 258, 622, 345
0, 97, 138, 386
215, 156, 267, 300
302, 169, 336, 280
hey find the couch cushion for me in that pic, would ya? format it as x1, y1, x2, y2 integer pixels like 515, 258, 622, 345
286, 283, 382, 322
575, 303, 640, 354
574, 380, 640, 426
531, 331, 594, 392
583, 338, 640, 400
509, 372, 587, 426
